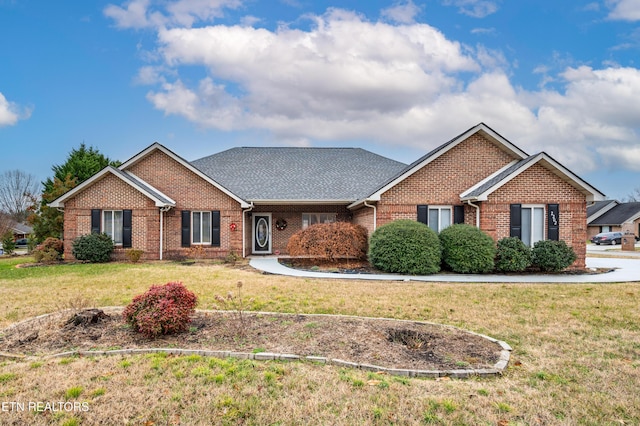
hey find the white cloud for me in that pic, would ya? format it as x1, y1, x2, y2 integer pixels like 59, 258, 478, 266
381, 0, 421, 24
104, 0, 242, 29
606, 0, 640, 21
106, 3, 640, 175
442, 0, 500, 18
0, 92, 31, 127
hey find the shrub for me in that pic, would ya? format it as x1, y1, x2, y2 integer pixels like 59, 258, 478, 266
287, 222, 368, 261
1, 231, 16, 255
32, 237, 64, 263
368, 220, 441, 275
125, 248, 144, 263
531, 240, 577, 272
439, 224, 496, 274
123, 282, 198, 338
495, 237, 532, 273
71, 233, 114, 263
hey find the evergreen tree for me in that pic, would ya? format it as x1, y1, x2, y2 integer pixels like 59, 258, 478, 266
28, 144, 120, 241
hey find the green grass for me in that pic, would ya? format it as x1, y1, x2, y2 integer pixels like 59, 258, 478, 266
0, 257, 639, 425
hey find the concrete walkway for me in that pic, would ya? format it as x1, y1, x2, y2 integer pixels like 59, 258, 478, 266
249, 256, 640, 283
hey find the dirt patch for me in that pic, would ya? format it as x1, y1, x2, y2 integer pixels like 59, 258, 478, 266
0, 309, 502, 371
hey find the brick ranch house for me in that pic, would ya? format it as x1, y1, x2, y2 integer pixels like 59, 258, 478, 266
50, 123, 605, 269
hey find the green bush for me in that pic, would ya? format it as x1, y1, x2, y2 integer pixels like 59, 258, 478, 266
495, 237, 532, 273
439, 224, 496, 274
368, 220, 441, 275
72, 233, 114, 263
531, 240, 576, 272
1, 231, 16, 255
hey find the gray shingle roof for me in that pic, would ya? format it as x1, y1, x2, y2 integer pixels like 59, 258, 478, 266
587, 200, 617, 218
191, 147, 407, 202
589, 202, 640, 225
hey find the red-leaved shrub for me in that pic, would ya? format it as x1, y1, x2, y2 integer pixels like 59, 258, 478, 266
32, 237, 64, 263
123, 282, 198, 338
286, 222, 368, 261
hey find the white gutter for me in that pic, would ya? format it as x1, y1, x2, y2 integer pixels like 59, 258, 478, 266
242, 202, 254, 258
364, 200, 377, 230
159, 206, 172, 260
465, 200, 480, 228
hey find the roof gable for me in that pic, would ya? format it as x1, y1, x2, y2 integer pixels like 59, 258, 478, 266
364, 122, 529, 201
460, 152, 606, 202
49, 166, 176, 208
121, 143, 251, 208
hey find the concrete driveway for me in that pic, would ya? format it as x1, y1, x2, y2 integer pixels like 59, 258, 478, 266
250, 255, 640, 283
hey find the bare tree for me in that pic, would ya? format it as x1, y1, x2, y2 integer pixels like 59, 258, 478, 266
0, 170, 41, 222
626, 187, 640, 202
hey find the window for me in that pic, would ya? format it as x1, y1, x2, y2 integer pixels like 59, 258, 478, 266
103, 210, 123, 245
181, 210, 220, 247
302, 213, 336, 229
192, 211, 212, 244
427, 207, 451, 233
520, 206, 544, 247
600, 226, 611, 233
418, 205, 464, 231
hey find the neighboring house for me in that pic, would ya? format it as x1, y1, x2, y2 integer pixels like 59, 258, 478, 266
50, 123, 605, 268
11, 222, 33, 240
587, 201, 640, 239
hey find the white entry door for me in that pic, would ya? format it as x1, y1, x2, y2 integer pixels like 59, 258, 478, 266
252, 213, 272, 254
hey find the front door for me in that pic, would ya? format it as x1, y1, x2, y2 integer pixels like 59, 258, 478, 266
252, 213, 272, 254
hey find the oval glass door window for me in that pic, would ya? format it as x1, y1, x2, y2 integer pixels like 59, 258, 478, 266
256, 218, 269, 248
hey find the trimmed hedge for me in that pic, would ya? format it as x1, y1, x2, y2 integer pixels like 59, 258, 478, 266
72, 233, 114, 263
495, 237, 532, 273
368, 220, 441, 275
439, 224, 496, 274
531, 240, 576, 272
287, 222, 368, 261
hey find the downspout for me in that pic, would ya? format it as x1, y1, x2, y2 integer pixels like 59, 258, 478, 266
364, 200, 377, 231
242, 203, 254, 258
159, 206, 172, 260
465, 200, 480, 228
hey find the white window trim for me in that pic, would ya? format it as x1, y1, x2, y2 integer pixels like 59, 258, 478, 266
427, 206, 452, 233
192, 211, 212, 245
521, 204, 546, 247
103, 210, 123, 245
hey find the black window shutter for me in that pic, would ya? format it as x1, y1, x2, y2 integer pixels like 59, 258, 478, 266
510, 204, 522, 239
547, 204, 559, 241
91, 209, 101, 234
417, 205, 428, 225
122, 210, 132, 248
181, 211, 191, 247
454, 205, 465, 224
211, 210, 221, 247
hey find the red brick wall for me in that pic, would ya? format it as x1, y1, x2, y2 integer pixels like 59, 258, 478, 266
483, 163, 587, 268
374, 134, 588, 269
377, 134, 517, 225
62, 150, 244, 260
248, 204, 351, 254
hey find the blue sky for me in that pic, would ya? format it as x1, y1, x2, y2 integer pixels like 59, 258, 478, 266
1, 0, 639, 200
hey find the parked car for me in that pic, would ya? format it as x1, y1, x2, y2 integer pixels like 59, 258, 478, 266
15, 238, 28, 248
591, 232, 623, 245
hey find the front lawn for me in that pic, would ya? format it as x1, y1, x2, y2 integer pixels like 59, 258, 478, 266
0, 257, 639, 425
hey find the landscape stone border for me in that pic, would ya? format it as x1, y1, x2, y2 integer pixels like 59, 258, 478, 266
0, 308, 512, 378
